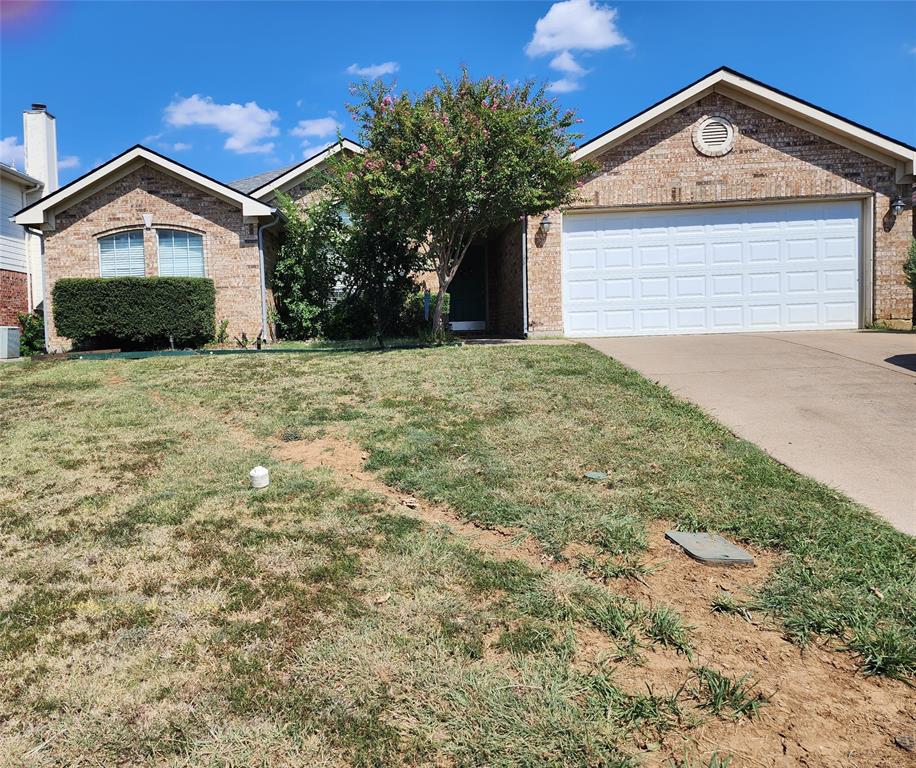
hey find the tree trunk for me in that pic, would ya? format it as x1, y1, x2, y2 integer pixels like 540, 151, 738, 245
431, 284, 449, 334
373, 286, 386, 350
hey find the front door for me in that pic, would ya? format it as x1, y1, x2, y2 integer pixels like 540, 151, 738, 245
448, 245, 486, 331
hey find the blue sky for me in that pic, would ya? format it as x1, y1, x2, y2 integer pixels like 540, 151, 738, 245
2, 1, 914, 186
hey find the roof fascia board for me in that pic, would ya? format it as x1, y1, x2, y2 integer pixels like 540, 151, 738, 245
571, 76, 719, 162
15, 146, 273, 226
1, 165, 43, 188
250, 139, 364, 200
35, 160, 145, 230
716, 86, 902, 171
717, 71, 914, 172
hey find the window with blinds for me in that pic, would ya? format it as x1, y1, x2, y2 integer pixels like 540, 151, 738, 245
157, 229, 205, 277
98, 230, 145, 277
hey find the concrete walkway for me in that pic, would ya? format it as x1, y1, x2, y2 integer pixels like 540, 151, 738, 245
584, 331, 916, 535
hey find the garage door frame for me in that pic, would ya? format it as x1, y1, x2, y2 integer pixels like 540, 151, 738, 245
560, 194, 874, 336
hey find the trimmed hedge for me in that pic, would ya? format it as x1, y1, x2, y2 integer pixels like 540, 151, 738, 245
53, 277, 215, 349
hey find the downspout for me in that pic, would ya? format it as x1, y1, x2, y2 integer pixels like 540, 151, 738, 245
24, 226, 48, 352
521, 215, 529, 338
18, 181, 42, 313
256, 211, 282, 343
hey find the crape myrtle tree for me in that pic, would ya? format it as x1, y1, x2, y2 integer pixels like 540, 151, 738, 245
334, 70, 591, 332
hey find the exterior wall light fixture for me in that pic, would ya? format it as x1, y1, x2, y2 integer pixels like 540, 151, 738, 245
889, 195, 906, 217
539, 213, 552, 233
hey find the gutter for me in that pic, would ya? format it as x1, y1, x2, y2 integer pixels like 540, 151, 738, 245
521, 215, 529, 337
256, 211, 282, 343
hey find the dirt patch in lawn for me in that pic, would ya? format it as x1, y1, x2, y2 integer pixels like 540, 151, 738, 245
273, 431, 553, 570
614, 523, 915, 767
276, 432, 916, 767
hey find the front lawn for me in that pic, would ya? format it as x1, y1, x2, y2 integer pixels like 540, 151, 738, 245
1, 344, 912, 766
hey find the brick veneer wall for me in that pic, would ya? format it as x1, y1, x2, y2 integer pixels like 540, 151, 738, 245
42, 165, 263, 351
526, 93, 914, 335
0, 269, 28, 326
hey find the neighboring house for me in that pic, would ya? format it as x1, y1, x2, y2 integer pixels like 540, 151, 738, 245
13, 68, 916, 350
1, 104, 60, 325
14, 140, 361, 352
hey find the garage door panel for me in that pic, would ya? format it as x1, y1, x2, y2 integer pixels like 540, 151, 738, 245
603, 309, 634, 333
675, 275, 706, 298
786, 271, 818, 293
748, 305, 781, 328
603, 278, 633, 301
638, 245, 669, 267
567, 248, 598, 271
603, 247, 633, 269
824, 301, 857, 325
562, 200, 860, 337
567, 279, 598, 302
786, 238, 818, 261
673, 243, 706, 265
711, 242, 743, 264
674, 306, 707, 330
824, 237, 856, 260
639, 277, 669, 299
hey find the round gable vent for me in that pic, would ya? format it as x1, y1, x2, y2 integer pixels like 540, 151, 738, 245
693, 115, 735, 157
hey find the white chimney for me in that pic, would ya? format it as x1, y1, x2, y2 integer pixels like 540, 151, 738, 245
23, 104, 59, 193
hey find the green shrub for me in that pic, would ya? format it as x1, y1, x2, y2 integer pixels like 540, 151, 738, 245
402, 290, 449, 334
322, 294, 377, 340
53, 277, 215, 349
904, 238, 916, 291
17, 311, 45, 356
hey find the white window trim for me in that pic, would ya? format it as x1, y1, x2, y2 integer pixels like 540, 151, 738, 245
155, 228, 206, 277
97, 229, 145, 278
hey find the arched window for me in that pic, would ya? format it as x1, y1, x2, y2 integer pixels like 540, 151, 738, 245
98, 230, 145, 277
157, 229, 205, 277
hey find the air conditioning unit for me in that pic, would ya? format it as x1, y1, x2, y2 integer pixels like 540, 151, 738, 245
0, 326, 21, 360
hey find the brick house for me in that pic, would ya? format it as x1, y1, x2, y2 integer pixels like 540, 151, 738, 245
14, 141, 361, 352
13, 68, 915, 350
492, 68, 915, 337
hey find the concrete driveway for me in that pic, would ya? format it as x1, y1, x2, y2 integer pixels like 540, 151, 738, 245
584, 331, 916, 535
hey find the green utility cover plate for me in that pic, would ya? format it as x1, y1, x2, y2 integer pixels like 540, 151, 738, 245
584, 471, 608, 480
665, 531, 754, 566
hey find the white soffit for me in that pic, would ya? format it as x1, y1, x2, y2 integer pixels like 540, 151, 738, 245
14, 145, 274, 226
572, 68, 916, 180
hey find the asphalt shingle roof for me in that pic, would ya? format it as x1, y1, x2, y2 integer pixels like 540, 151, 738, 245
229, 163, 299, 194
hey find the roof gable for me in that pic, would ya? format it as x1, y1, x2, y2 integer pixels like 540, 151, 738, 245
14, 145, 274, 227
245, 139, 364, 201
573, 67, 915, 182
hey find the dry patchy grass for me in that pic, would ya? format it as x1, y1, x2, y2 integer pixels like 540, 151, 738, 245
0, 345, 913, 766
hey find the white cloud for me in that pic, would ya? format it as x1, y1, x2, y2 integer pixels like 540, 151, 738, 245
526, 0, 628, 57
346, 61, 399, 78
547, 77, 583, 94
57, 155, 80, 170
300, 141, 334, 159
164, 94, 279, 154
171, 142, 192, 152
550, 50, 587, 76
291, 116, 341, 139
1, 136, 25, 168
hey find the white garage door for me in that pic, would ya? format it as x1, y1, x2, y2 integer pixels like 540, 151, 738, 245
562, 200, 861, 337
